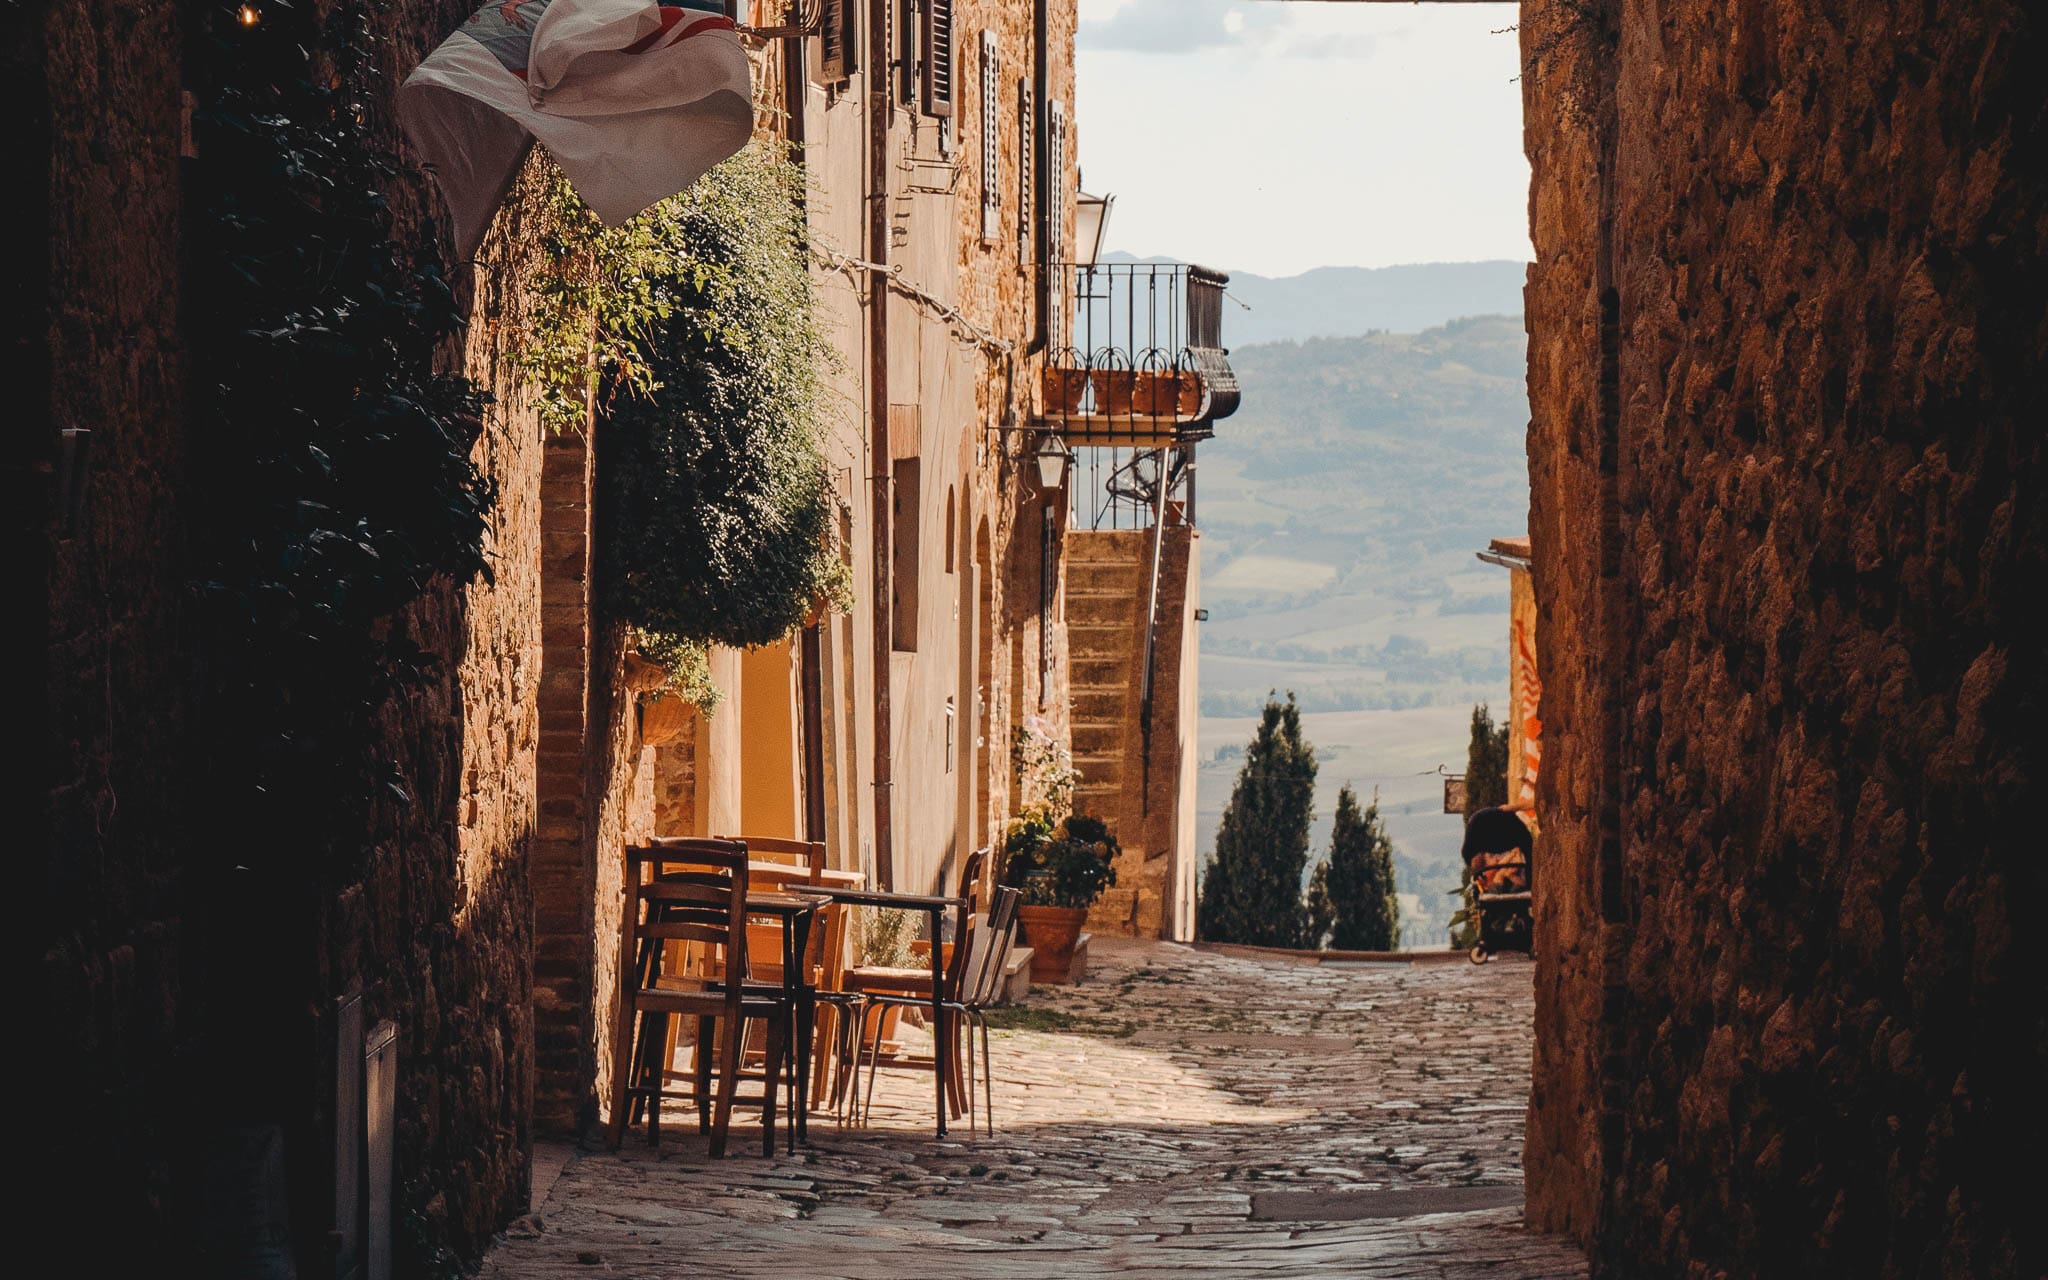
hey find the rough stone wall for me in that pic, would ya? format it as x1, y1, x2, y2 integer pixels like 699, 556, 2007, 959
349, 198, 548, 1265
1523, 1, 2048, 1274
21, 0, 194, 1263
24, 0, 548, 1267
1520, 0, 1619, 1241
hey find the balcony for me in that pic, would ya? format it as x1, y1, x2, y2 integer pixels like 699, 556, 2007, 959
1037, 262, 1240, 449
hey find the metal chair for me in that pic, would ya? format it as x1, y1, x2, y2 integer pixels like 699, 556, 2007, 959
851, 884, 1021, 1134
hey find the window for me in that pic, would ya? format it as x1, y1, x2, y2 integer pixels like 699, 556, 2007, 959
1016, 78, 1033, 266
896, 0, 917, 106
922, 0, 954, 116
819, 0, 856, 82
892, 456, 921, 651
944, 486, 956, 573
979, 31, 1000, 242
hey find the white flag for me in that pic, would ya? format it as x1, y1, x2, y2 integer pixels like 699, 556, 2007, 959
398, 0, 752, 260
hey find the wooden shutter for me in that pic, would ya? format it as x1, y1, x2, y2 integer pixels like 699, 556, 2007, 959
1016, 79, 1033, 266
921, 0, 954, 116
1047, 98, 1068, 260
819, 0, 855, 81
895, 0, 915, 106
892, 455, 922, 651
979, 31, 1000, 242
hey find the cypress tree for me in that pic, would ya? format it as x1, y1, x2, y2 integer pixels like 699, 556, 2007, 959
1327, 784, 1401, 951
1199, 692, 1317, 946
1304, 861, 1336, 951
1464, 703, 1510, 814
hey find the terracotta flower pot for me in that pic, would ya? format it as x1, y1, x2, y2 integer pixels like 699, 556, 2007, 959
1017, 904, 1088, 983
1129, 370, 1201, 417
1093, 369, 1139, 415
639, 694, 691, 747
1042, 366, 1090, 414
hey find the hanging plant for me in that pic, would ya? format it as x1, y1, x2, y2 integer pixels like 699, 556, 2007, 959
516, 142, 849, 708
595, 143, 850, 662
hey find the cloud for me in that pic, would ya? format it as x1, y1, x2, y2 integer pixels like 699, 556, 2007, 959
1079, 0, 1291, 55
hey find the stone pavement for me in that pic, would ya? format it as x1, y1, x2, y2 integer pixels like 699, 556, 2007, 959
481, 938, 1588, 1279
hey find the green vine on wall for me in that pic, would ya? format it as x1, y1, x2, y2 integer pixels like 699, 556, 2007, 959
517, 142, 850, 706
189, 0, 495, 861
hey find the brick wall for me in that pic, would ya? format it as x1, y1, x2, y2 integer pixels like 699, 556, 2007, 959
1522, 1, 2048, 1274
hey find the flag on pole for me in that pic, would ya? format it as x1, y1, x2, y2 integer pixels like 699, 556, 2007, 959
398, 0, 752, 260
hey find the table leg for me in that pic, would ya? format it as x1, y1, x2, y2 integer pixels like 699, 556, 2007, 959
792, 911, 814, 1146
929, 905, 947, 1138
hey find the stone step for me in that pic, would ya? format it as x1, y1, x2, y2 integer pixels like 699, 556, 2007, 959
1070, 659, 1130, 687
1071, 723, 1123, 757
1065, 595, 1143, 627
996, 945, 1034, 1005
1070, 689, 1124, 722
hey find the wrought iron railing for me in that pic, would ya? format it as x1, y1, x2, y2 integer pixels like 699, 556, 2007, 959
1043, 261, 1235, 530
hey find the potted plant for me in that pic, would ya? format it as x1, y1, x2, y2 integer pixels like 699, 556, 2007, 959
1000, 810, 1119, 982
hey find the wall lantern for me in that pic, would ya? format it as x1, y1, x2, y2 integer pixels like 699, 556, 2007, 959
1035, 433, 1071, 489
1074, 191, 1115, 269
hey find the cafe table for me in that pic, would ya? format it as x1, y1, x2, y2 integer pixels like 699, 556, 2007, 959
799, 885, 966, 1137
742, 889, 829, 1152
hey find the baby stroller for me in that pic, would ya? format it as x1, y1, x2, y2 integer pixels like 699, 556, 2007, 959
1461, 807, 1533, 963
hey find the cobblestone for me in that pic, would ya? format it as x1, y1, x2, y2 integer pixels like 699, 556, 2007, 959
481, 938, 1587, 1278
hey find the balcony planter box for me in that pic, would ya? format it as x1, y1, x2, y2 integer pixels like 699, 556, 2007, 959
1042, 366, 1091, 414
1095, 369, 1198, 417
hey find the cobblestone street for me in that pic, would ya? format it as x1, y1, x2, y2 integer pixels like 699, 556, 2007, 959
481, 938, 1587, 1279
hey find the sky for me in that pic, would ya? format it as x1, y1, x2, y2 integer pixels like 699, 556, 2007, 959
1075, 0, 1533, 278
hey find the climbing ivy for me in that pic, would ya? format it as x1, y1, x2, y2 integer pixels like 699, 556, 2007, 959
518, 142, 849, 703
187, 0, 494, 860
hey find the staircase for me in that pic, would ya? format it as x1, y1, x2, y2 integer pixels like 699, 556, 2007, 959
1063, 533, 1146, 832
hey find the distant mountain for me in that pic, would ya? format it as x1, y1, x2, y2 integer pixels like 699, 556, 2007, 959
1101, 254, 1527, 345
1188, 312, 1532, 948
1194, 313, 1530, 714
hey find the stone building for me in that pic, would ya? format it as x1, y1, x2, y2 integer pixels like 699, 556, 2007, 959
1516, 1, 2046, 1275
15, 0, 1106, 1272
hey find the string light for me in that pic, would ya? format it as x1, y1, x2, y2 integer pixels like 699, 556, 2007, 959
238, 3, 259, 25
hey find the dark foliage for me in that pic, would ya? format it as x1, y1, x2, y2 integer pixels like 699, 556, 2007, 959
1326, 784, 1401, 951
1199, 692, 1317, 947
188, 0, 492, 876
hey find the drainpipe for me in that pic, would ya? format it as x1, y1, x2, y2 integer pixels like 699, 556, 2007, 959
785, 9, 827, 845
867, 0, 895, 889
1028, 0, 1049, 355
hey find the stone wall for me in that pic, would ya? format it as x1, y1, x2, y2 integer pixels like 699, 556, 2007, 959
23, 0, 548, 1268
21, 0, 194, 1264
1521, 1, 2048, 1274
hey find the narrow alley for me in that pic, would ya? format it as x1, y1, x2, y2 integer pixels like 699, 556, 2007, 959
483, 940, 1586, 1279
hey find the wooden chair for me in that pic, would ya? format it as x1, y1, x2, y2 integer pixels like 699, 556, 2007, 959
842, 849, 987, 1124
716, 835, 863, 1111
607, 838, 797, 1157
856, 885, 1021, 1134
